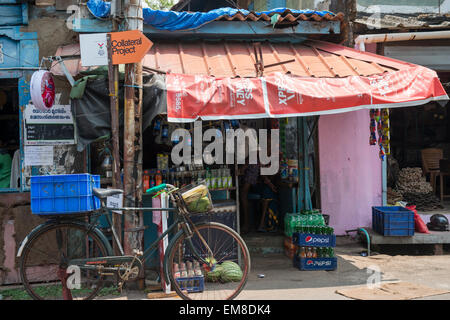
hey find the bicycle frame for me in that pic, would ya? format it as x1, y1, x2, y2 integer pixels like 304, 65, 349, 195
74, 198, 213, 271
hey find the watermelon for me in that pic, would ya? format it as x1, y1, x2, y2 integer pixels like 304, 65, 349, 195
205, 265, 223, 282
219, 261, 243, 282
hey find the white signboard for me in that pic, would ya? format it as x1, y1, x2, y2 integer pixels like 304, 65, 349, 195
24, 146, 54, 166
24, 104, 75, 145
107, 192, 123, 214
80, 33, 108, 67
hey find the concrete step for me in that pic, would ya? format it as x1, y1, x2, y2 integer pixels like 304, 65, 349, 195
243, 232, 285, 254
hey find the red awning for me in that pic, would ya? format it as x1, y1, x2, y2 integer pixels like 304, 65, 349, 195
51, 39, 448, 122
157, 40, 448, 122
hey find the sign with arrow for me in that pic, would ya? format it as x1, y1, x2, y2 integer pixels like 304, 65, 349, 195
110, 30, 153, 65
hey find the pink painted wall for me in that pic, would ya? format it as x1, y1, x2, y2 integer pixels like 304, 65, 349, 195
318, 109, 382, 235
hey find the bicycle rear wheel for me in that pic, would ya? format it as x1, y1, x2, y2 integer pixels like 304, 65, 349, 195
19, 222, 110, 300
167, 222, 250, 300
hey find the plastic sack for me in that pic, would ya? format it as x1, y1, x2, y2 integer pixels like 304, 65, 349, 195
406, 205, 430, 234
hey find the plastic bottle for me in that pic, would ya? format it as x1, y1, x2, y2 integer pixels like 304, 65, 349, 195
217, 169, 223, 189
186, 261, 195, 288
227, 168, 233, 188
149, 174, 155, 188
299, 247, 306, 258
312, 247, 318, 258
155, 170, 162, 186
173, 263, 180, 279
328, 247, 334, 258
153, 118, 161, 136
161, 124, 169, 142
143, 170, 150, 191
205, 168, 211, 188
162, 170, 167, 184
180, 262, 187, 278
306, 247, 313, 258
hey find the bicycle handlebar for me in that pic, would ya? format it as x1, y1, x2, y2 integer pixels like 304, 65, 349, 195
146, 183, 167, 194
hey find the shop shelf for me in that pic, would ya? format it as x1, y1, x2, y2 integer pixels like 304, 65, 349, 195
30, 174, 101, 215
176, 275, 204, 293
292, 232, 336, 247
293, 256, 337, 271
372, 206, 414, 236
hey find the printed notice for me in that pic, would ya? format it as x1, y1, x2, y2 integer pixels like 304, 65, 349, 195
107, 191, 123, 214
24, 146, 54, 166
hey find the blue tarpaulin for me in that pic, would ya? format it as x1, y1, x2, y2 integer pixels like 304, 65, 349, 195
86, 0, 335, 31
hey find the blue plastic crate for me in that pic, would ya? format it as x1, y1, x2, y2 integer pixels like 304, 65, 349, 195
372, 206, 414, 236
292, 232, 336, 247
30, 174, 101, 215
293, 256, 337, 271
176, 275, 204, 293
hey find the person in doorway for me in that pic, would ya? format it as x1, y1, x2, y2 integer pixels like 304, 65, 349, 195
238, 125, 260, 234
255, 173, 279, 232
239, 162, 259, 234
0, 140, 11, 188
239, 128, 280, 233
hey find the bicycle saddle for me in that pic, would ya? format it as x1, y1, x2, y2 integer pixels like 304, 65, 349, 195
93, 188, 124, 199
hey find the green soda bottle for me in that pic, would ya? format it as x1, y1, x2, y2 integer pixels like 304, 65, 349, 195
328, 247, 334, 258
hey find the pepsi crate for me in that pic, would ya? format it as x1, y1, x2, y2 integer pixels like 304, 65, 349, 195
372, 206, 414, 236
292, 232, 336, 247
293, 256, 337, 271
30, 174, 101, 215
176, 275, 204, 293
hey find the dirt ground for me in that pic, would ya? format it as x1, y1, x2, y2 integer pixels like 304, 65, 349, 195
2, 236, 448, 300
97, 237, 450, 300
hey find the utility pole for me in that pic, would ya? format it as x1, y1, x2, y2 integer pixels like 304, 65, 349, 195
108, 0, 123, 255
330, 0, 357, 46
123, 0, 144, 259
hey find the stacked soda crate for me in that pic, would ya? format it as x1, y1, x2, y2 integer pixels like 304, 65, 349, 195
173, 260, 205, 293
286, 210, 337, 271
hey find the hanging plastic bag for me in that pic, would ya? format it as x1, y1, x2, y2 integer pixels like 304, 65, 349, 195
406, 205, 430, 234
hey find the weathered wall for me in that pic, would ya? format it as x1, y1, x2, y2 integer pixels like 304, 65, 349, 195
0, 193, 48, 285
21, 7, 77, 104
357, 0, 450, 14
0, 5, 76, 284
318, 110, 383, 235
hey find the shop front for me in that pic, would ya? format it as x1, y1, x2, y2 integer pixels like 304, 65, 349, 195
44, 4, 447, 272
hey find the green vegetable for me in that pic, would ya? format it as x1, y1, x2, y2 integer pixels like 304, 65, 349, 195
186, 196, 211, 213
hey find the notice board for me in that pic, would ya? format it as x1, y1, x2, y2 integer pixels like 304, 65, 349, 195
24, 104, 75, 145
21, 104, 84, 191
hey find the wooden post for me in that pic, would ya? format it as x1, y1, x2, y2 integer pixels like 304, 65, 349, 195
107, 7, 122, 255
123, 0, 144, 258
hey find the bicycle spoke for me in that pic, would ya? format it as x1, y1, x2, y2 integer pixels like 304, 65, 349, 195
20, 223, 108, 300
168, 223, 250, 300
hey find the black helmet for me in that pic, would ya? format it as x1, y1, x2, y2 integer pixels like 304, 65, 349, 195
427, 214, 449, 231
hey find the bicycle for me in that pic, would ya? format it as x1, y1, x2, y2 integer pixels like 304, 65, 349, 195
17, 182, 251, 300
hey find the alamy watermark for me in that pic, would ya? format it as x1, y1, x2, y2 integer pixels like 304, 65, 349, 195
171, 121, 280, 175
66, 265, 81, 290
366, 265, 381, 289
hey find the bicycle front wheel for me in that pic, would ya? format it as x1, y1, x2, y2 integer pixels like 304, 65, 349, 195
167, 222, 250, 300
19, 222, 110, 300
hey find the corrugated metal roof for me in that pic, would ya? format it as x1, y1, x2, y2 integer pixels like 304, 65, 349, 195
142, 40, 397, 78
51, 39, 405, 78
